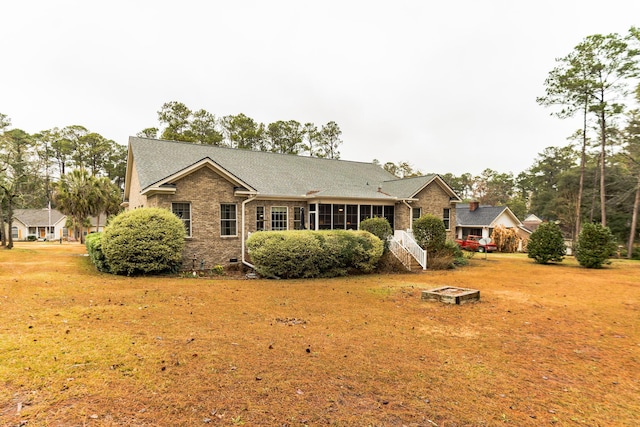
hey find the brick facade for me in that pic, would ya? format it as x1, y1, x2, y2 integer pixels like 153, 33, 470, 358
403, 182, 457, 240
128, 160, 457, 269
146, 166, 245, 270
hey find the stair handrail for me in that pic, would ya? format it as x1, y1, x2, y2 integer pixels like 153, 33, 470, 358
393, 230, 427, 270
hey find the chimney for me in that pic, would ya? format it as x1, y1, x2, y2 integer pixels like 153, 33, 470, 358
469, 201, 479, 212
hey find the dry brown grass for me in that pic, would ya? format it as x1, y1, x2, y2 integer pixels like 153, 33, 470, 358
1, 243, 639, 426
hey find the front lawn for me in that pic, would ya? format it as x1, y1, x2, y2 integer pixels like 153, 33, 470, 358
1, 243, 638, 426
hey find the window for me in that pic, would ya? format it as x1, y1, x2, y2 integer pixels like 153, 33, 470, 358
359, 205, 371, 223
384, 205, 395, 229
372, 205, 383, 218
11, 227, 18, 239
271, 206, 288, 230
256, 206, 265, 231
172, 202, 191, 237
220, 204, 237, 236
294, 207, 303, 230
443, 208, 451, 230
346, 205, 358, 230
318, 204, 331, 229
333, 204, 345, 229
412, 207, 422, 220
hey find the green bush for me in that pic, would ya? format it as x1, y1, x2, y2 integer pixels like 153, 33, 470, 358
413, 214, 446, 251
102, 208, 186, 276
427, 239, 468, 270
527, 222, 566, 264
247, 230, 383, 279
575, 223, 616, 268
360, 217, 392, 250
85, 232, 110, 273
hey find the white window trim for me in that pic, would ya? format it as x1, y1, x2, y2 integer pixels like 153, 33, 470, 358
443, 208, 451, 231
271, 206, 288, 230
220, 203, 238, 237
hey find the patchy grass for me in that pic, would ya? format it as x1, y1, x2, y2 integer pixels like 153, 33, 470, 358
1, 243, 639, 426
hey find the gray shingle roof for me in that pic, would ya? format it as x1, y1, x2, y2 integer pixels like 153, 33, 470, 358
455, 204, 508, 226
13, 209, 65, 226
129, 137, 439, 201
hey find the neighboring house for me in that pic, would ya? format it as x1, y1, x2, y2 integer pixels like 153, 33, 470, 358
9, 209, 108, 242
455, 202, 528, 245
124, 137, 462, 269
522, 214, 543, 232
87, 214, 108, 234
12, 208, 67, 241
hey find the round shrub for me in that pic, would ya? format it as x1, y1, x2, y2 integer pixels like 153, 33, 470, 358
360, 217, 392, 249
102, 208, 185, 275
247, 230, 383, 279
575, 222, 616, 268
527, 221, 566, 264
413, 214, 446, 250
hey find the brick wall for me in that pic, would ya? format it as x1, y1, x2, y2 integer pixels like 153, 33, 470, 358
148, 166, 245, 270
408, 181, 457, 240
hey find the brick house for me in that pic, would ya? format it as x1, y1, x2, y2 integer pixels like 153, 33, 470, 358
123, 137, 461, 270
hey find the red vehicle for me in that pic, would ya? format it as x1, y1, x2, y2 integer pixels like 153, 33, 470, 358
455, 235, 497, 253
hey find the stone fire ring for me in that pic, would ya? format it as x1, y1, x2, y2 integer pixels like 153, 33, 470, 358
421, 286, 480, 305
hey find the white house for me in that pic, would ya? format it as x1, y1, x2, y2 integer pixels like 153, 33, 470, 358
12, 208, 67, 241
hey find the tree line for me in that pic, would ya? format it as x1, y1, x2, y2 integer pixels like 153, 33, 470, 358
137, 101, 343, 159
389, 27, 639, 257
0, 117, 125, 247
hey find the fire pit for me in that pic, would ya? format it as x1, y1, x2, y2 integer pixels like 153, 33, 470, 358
421, 286, 480, 304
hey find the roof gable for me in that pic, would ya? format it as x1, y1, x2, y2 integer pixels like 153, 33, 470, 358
381, 174, 461, 200
456, 204, 522, 227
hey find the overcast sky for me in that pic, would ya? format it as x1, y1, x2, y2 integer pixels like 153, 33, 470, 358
2, 1, 639, 176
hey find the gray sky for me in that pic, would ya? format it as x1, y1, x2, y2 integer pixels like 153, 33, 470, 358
2, 1, 639, 176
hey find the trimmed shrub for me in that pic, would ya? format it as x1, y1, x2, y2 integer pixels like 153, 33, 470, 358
413, 214, 446, 251
527, 221, 566, 264
85, 232, 109, 273
575, 222, 616, 268
360, 217, 392, 250
102, 208, 185, 276
247, 230, 383, 279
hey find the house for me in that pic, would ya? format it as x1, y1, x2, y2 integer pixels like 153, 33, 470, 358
522, 214, 543, 232
12, 208, 67, 241
9, 209, 109, 242
124, 137, 462, 269
87, 214, 108, 234
455, 202, 529, 250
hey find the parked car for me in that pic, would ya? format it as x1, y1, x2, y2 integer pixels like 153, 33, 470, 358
455, 235, 497, 253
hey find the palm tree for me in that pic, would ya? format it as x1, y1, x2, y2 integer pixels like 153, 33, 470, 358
91, 176, 122, 231
54, 169, 99, 243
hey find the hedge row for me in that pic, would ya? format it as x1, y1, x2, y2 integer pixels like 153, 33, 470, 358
85, 232, 110, 273
247, 230, 384, 279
